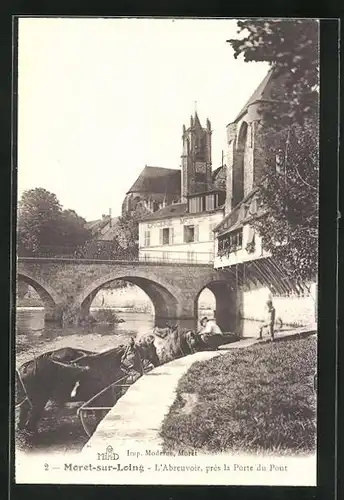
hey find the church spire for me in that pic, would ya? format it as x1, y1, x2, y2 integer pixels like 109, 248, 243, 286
194, 110, 202, 128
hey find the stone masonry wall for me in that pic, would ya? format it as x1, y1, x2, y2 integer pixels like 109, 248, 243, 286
238, 283, 317, 327
17, 259, 226, 324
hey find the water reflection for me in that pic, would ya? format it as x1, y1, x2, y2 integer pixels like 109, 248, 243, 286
15, 309, 200, 364
16, 308, 267, 365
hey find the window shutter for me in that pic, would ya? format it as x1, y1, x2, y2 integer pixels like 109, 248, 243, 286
194, 225, 199, 242
159, 229, 163, 245
170, 227, 174, 245
247, 225, 255, 245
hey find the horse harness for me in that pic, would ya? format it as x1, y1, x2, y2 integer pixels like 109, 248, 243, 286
15, 356, 89, 410
15, 340, 146, 411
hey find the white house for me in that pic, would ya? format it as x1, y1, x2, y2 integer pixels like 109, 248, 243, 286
138, 112, 226, 264
139, 195, 224, 264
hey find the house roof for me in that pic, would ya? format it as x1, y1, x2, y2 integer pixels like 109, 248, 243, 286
85, 216, 119, 240
214, 188, 260, 234
139, 203, 188, 222
233, 67, 285, 122
97, 217, 120, 241
212, 165, 223, 178
85, 219, 102, 230
127, 166, 181, 195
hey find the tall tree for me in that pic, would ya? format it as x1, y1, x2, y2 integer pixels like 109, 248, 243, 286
112, 205, 150, 259
228, 19, 319, 126
55, 209, 90, 249
17, 188, 90, 255
254, 121, 318, 284
17, 188, 62, 255
228, 19, 319, 284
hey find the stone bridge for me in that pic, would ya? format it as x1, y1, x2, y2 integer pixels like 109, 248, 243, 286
17, 258, 237, 330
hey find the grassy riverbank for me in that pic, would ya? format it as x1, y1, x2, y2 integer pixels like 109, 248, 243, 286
160, 336, 317, 455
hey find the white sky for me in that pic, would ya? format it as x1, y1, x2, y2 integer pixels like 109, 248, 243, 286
17, 18, 269, 221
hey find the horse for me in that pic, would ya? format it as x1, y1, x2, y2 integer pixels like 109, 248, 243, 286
152, 326, 203, 364
16, 336, 160, 433
69, 334, 159, 400
16, 357, 91, 433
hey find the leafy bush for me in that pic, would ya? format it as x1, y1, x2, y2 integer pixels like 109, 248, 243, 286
92, 308, 119, 325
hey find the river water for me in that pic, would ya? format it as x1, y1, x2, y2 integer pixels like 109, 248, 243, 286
15, 308, 268, 453
15, 308, 211, 453
15, 308, 202, 365
16, 307, 267, 367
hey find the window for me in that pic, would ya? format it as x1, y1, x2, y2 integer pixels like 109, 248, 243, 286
184, 225, 196, 243
160, 227, 174, 245
189, 196, 202, 213
153, 201, 159, 212
163, 228, 170, 245
144, 230, 150, 247
205, 194, 215, 211
218, 229, 243, 255
202, 196, 206, 211
249, 122, 254, 147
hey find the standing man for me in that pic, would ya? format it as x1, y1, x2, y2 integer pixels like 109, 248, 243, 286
258, 299, 276, 341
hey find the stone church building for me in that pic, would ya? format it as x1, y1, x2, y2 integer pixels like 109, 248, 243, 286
121, 166, 181, 216
214, 68, 317, 329
135, 68, 317, 331
138, 113, 226, 264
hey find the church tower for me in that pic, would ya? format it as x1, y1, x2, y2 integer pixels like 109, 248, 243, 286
181, 112, 212, 202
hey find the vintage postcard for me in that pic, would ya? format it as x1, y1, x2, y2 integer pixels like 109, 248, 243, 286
14, 17, 319, 486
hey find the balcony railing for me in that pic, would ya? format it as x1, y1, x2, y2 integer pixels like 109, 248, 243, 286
139, 249, 214, 265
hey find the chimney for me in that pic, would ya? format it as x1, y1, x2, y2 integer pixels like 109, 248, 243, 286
109, 208, 112, 227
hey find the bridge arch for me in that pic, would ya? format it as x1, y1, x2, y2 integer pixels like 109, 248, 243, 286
73, 269, 182, 325
194, 279, 238, 332
17, 272, 62, 322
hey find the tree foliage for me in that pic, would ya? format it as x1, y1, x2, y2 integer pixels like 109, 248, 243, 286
228, 19, 319, 126
254, 122, 318, 283
17, 188, 90, 256
228, 19, 319, 284
112, 205, 150, 259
